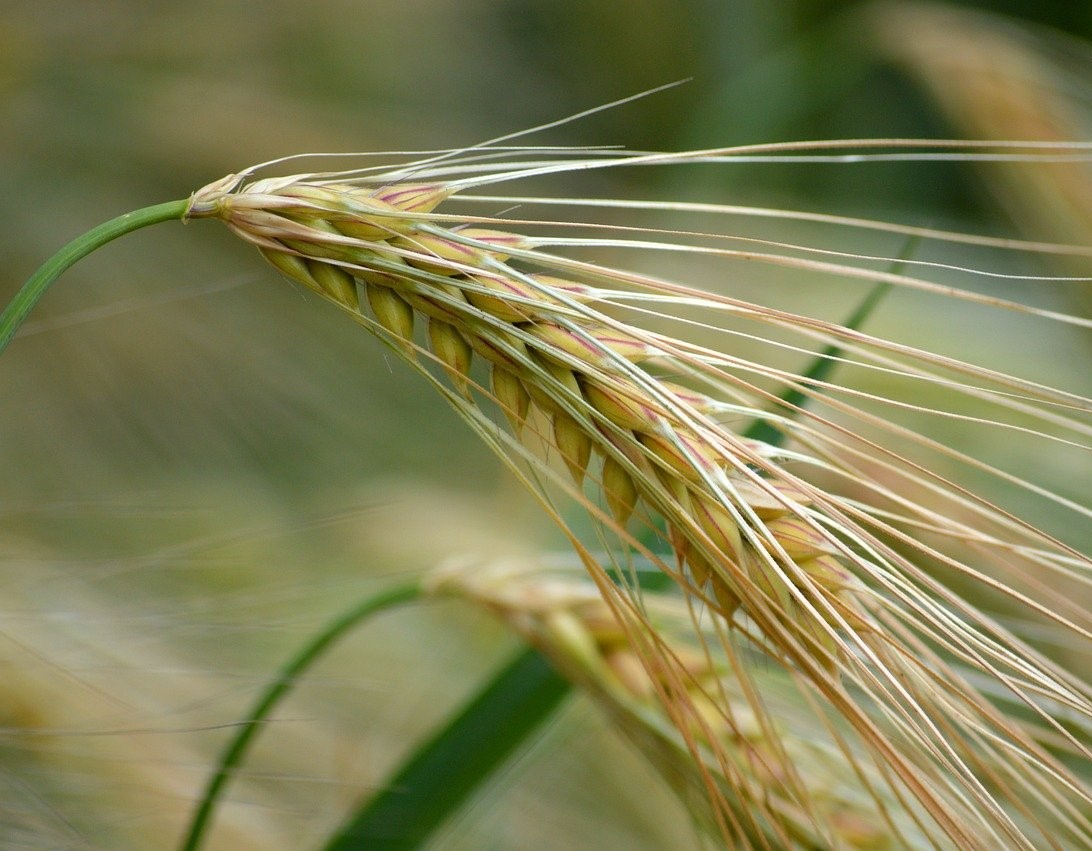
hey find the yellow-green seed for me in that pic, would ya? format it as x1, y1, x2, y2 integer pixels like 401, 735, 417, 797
463, 322, 528, 370
391, 228, 523, 276
762, 516, 836, 563
307, 260, 358, 309
639, 429, 719, 484
601, 454, 639, 524
729, 476, 811, 520
427, 319, 473, 396
711, 571, 743, 617
369, 182, 452, 214
553, 411, 593, 484
528, 321, 655, 371
280, 215, 352, 261
462, 273, 545, 322
691, 492, 744, 562
582, 375, 658, 432
365, 281, 415, 348
353, 248, 413, 289
523, 354, 583, 416
491, 368, 531, 435
259, 247, 322, 294
399, 282, 471, 325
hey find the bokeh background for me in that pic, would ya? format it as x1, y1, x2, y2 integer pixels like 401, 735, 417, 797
1, 1, 1090, 848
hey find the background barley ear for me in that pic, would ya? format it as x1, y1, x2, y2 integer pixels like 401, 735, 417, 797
175, 132, 1092, 849
428, 559, 906, 849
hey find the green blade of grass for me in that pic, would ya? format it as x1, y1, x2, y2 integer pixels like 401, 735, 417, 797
0, 200, 189, 356
743, 279, 891, 448
324, 646, 570, 851
744, 240, 918, 447
176, 583, 423, 851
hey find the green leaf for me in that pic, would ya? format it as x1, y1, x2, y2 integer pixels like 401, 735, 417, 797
744, 238, 919, 447
176, 583, 423, 851
324, 646, 570, 851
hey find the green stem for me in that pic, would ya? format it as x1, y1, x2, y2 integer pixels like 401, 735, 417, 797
745, 237, 919, 447
177, 583, 423, 851
324, 646, 570, 851
0, 199, 190, 355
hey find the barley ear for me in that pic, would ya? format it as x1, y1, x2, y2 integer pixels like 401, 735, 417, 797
179, 156, 1092, 850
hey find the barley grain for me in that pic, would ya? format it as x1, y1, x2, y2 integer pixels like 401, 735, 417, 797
185, 148, 1092, 849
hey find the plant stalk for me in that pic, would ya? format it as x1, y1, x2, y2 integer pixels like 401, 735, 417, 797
177, 583, 423, 851
0, 199, 189, 355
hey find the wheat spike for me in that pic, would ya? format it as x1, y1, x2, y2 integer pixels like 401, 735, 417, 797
187, 176, 862, 647
186, 145, 1092, 849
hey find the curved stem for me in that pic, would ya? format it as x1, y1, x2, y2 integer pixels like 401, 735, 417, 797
0, 199, 190, 355
324, 645, 570, 851
177, 583, 423, 851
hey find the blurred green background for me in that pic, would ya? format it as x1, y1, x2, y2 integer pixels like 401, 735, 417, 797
1, 1, 1090, 848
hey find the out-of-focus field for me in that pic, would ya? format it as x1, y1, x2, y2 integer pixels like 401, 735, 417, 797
1, 2, 1089, 848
